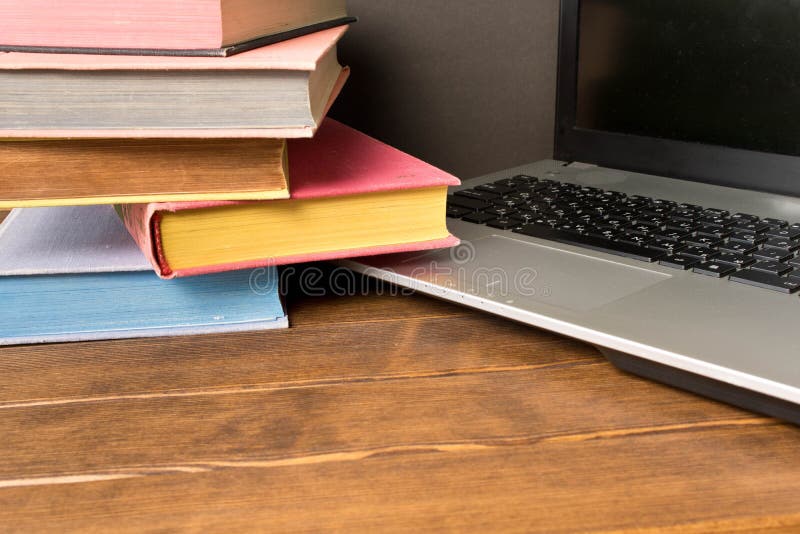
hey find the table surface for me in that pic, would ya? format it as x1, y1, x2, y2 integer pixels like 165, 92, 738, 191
3, 213, 800, 532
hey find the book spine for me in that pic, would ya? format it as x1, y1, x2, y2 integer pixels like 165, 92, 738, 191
116, 203, 172, 278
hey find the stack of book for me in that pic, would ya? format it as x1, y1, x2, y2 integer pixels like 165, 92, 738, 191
0, 1, 460, 345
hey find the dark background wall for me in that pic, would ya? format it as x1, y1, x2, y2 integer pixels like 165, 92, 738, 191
330, 0, 560, 179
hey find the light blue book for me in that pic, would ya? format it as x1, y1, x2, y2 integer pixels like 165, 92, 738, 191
0, 206, 287, 345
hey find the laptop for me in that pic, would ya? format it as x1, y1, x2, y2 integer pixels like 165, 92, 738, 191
341, 0, 800, 424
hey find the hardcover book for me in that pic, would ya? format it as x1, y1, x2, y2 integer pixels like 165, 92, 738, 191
0, 0, 352, 57
0, 138, 289, 209
0, 205, 288, 345
119, 119, 462, 279
0, 26, 349, 138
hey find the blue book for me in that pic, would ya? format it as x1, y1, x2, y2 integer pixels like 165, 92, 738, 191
0, 206, 287, 345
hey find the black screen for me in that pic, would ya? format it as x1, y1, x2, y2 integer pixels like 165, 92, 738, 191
577, 0, 800, 158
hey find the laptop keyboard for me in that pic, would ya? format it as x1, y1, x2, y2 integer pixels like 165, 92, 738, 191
447, 174, 800, 295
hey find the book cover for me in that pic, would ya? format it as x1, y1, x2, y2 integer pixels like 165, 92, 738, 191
0, 0, 352, 56
0, 206, 288, 345
119, 119, 461, 279
0, 138, 290, 209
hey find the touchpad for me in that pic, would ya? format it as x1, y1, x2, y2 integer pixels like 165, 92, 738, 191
388, 236, 671, 312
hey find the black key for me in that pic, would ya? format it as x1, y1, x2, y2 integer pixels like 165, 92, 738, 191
476, 183, 516, 195
527, 182, 550, 192
653, 199, 677, 208
731, 221, 770, 233
765, 227, 800, 240
527, 201, 553, 212
789, 256, 800, 268
485, 207, 519, 218
715, 252, 756, 268
605, 215, 631, 227
448, 195, 490, 211
613, 208, 640, 220
633, 217, 664, 229
696, 225, 731, 239
752, 248, 794, 262
461, 212, 497, 224
680, 246, 720, 260
693, 261, 737, 278
730, 270, 800, 294
731, 213, 760, 223
509, 210, 538, 223
516, 215, 552, 227
493, 178, 525, 188
718, 241, 758, 255
666, 220, 699, 233
678, 203, 703, 212
627, 223, 656, 234
683, 236, 723, 248
702, 208, 730, 217
641, 207, 671, 217
587, 228, 618, 240
764, 237, 800, 252
616, 235, 650, 246
763, 218, 789, 229
727, 231, 766, 245
659, 255, 699, 270
697, 216, 734, 228
510, 174, 539, 183
447, 206, 471, 218
656, 230, 692, 242
601, 190, 626, 200
750, 260, 792, 275
671, 209, 699, 222
491, 197, 527, 209
647, 239, 686, 254
455, 189, 499, 201
513, 224, 664, 262
487, 218, 519, 230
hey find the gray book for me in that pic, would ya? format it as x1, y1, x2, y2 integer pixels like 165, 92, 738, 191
0, 26, 347, 137
0, 206, 151, 275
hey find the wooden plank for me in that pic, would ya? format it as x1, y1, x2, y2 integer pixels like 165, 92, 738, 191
0, 362, 761, 480
1, 242, 796, 531
0, 424, 798, 532
0, 310, 583, 404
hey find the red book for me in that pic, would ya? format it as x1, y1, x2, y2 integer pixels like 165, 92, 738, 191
119, 120, 461, 279
0, 0, 353, 57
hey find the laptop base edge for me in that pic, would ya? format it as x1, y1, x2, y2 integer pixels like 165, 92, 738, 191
597, 347, 800, 425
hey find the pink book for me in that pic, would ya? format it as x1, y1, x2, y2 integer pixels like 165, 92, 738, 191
0, 27, 349, 138
119, 119, 461, 279
0, 0, 352, 56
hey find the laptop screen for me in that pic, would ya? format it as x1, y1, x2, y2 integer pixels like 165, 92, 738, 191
577, 0, 800, 158
556, 0, 800, 197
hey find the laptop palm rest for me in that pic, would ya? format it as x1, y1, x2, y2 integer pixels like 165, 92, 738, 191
388, 236, 670, 313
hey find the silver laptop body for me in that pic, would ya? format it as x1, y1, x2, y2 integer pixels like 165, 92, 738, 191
341, 1, 800, 422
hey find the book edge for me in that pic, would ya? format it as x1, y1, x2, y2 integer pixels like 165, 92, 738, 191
0, 316, 289, 346
166, 235, 462, 279
0, 17, 356, 57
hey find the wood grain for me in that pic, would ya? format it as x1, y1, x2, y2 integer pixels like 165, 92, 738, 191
0, 272, 797, 532
0, 139, 287, 204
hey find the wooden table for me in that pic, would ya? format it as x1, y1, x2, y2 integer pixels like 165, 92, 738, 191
3, 215, 800, 531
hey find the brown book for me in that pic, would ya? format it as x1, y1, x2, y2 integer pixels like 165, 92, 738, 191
0, 138, 289, 208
